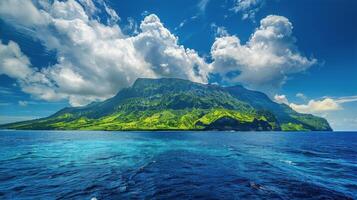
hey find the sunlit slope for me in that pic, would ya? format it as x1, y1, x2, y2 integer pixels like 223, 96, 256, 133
1, 78, 332, 131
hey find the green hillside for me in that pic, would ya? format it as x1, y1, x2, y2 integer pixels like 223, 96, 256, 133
1, 78, 332, 131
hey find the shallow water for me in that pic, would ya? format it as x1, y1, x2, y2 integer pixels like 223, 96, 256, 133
0, 130, 356, 199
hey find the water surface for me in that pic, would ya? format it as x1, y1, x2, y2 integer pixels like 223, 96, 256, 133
0, 130, 356, 199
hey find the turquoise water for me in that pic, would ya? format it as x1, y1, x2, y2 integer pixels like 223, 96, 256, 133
0, 131, 356, 199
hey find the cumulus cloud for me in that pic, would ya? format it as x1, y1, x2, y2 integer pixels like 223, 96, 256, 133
210, 15, 316, 91
232, 0, 264, 21
0, 0, 49, 26
133, 14, 210, 82
0, 0, 210, 106
290, 98, 342, 114
275, 94, 357, 114
0, 40, 62, 103
0, 1, 317, 107
290, 96, 357, 114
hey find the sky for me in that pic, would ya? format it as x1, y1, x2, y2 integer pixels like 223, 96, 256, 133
0, 0, 356, 130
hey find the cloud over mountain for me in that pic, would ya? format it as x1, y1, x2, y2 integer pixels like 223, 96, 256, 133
0, 0, 209, 106
0, 0, 315, 106
210, 15, 316, 91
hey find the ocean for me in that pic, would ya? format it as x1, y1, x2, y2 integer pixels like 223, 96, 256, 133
0, 130, 356, 199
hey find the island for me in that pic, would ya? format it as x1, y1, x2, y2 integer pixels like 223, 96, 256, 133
0, 78, 332, 131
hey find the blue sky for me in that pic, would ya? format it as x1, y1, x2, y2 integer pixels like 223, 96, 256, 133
0, 0, 356, 130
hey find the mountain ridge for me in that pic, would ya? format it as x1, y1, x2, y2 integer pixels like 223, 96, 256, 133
1, 78, 332, 131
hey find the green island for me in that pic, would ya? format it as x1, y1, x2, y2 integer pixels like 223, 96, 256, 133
1, 78, 332, 131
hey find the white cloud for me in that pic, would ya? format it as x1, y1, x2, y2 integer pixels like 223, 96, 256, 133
0, 1, 318, 107
274, 94, 289, 105
77, 0, 97, 16
0, 40, 34, 80
335, 96, 357, 104
290, 98, 342, 114
276, 94, 357, 114
133, 14, 210, 83
210, 15, 316, 91
0, 0, 210, 106
290, 96, 357, 114
211, 23, 229, 37
232, 0, 264, 21
274, 95, 357, 132
103, 1, 120, 24
0, 0, 49, 26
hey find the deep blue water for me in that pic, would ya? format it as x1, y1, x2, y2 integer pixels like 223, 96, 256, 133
0, 131, 356, 200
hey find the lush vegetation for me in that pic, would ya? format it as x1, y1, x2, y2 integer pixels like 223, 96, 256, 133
5, 109, 276, 131
1, 78, 332, 131
281, 123, 308, 131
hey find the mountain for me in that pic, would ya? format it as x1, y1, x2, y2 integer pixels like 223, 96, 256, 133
1, 78, 332, 131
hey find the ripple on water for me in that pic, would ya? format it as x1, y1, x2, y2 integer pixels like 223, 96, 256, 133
0, 131, 356, 199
